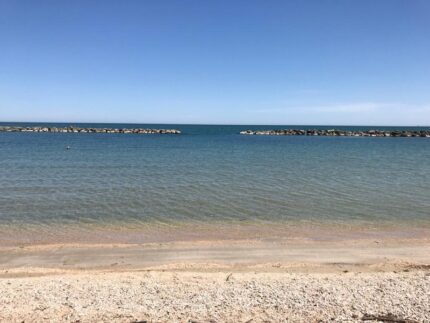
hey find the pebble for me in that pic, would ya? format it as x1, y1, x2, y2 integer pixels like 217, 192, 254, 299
0, 271, 428, 322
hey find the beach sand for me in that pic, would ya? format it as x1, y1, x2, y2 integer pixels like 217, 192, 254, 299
0, 238, 429, 322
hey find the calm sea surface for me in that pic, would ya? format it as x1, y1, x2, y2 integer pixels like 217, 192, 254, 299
1, 123, 429, 245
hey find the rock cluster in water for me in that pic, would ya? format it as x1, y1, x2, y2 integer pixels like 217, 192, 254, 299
239, 129, 430, 137
0, 126, 181, 134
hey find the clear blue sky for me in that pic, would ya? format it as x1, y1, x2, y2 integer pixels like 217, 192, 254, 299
1, 0, 429, 125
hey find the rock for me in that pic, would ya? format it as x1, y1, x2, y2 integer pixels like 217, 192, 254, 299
239, 129, 430, 138
0, 126, 181, 135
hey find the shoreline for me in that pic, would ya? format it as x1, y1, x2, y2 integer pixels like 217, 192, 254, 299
1, 220, 429, 246
1, 237, 429, 274
1, 238, 429, 322
1, 221, 429, 321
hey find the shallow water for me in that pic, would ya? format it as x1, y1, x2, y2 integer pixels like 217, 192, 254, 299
1, 123, 429, 245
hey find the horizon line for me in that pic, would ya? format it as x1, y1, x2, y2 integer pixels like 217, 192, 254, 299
0, 120, 429, 128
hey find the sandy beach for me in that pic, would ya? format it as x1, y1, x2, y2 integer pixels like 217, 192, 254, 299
3, 0, 430, 321
1, 238, 429, 322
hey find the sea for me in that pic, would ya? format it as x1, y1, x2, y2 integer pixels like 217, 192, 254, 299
1, 123, 429, 245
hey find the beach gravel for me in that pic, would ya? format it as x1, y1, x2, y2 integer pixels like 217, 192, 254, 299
0, 270, 429, 322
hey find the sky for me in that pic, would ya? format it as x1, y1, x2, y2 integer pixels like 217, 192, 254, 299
0, 0, 429, 125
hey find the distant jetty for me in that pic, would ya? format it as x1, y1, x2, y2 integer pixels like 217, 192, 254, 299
240, 129, 430, 137
0, 126, 181, 135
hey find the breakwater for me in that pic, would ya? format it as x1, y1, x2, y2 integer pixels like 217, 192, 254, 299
0, 126, 181, 134
240, 129, 430, 137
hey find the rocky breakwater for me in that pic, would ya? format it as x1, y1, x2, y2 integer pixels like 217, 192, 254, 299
240, 129, 430, 137
0, 126, 181, 135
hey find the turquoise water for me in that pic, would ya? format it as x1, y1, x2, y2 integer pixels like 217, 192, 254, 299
1, 123, 429, 244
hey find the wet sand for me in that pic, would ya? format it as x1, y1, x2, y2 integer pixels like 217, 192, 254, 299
0, 238, 429, 322
1, 238, 430, 273
1, 220, 429, 246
